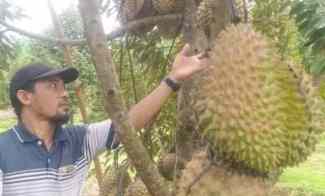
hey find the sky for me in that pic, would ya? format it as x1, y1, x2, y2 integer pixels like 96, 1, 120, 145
10, 0, 119, 34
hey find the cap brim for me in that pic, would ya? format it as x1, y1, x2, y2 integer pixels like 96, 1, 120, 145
34, 67, 79, 83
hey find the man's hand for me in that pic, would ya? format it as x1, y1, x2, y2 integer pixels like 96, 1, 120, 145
168, 44, 210, 82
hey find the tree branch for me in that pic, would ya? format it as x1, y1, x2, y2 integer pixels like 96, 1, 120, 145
0, 20, 82, 45
0, 14, 181, 46
78, 0, 171, 195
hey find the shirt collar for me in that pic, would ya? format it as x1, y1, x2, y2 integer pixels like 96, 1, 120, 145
13, 122, 68, 143
54, 126, 68, 142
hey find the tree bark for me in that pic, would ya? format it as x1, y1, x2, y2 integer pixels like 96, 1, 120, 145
47, 1, 105, 193
77, 0, 170, 196
175, 0, 210, 168
175, 0, 232, 163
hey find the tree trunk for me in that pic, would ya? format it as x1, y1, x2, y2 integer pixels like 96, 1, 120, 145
176, 0, 230, 170
77, 0, 170, 196
175, 0, 210, 170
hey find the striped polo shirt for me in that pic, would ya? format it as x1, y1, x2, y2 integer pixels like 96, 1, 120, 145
0, 120, 118, 196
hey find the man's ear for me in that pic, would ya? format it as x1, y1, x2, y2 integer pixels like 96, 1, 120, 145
16, 90, 33, 106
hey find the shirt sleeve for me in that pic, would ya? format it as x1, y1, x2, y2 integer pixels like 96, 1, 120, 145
84, 119, 119, 161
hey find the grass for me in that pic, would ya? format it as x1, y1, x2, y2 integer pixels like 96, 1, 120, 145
277, 135, 325, 195
0, 117, 16, 133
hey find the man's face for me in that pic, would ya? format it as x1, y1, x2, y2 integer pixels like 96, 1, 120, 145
29, 76, 70, 124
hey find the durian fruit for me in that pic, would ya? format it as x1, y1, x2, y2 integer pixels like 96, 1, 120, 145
100, 168, 131, 196
116, 0, 156, 35
193, 24, 321, 175
118, 0, 145, 22
152, 0, 185, 14
196, 0, 216, 29
125, 178, 150, 196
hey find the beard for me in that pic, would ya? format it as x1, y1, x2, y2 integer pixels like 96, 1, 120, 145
51, 111, 70, 125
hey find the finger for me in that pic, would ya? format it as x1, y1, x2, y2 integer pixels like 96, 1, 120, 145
181, 44, 192, 57
196, 56, 211, 68
191, 55, 210, 67
196, 51, 210, 59
193, 62, 209, 73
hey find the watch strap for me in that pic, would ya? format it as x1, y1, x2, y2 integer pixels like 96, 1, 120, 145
164, 77, 181, 92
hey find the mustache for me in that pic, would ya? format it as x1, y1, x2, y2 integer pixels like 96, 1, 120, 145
59, 99, 69, 106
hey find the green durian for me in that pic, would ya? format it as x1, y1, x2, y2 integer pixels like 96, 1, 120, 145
193, 24, 322, 174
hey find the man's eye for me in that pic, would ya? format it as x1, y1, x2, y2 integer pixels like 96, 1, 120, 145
50, 82, 57, 89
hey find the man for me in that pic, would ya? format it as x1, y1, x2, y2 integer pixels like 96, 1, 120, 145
0, 44, 208, 196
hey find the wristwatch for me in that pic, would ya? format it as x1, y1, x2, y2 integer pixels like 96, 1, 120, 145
164, 77, 181, 92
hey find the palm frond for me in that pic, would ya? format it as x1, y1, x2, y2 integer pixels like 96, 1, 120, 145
291, 0, 325, 74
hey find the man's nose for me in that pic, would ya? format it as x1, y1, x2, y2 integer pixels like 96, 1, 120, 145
61, 87, 69, 98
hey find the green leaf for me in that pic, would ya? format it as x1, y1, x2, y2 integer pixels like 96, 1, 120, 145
309, 61, 325, 75
311, 36, 325, 51
290, 0, 305, 16
307, 27, 325, 47
303, 16, 324, 37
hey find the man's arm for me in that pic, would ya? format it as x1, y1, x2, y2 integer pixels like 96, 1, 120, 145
128, 44, 209, 129
82, 45, 209, 157
128, 80, 173, 129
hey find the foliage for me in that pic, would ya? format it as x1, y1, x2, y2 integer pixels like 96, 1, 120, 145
0, 117, 16, 133
111, 34, 180, 158
0, 41, 34, 107
252, 0, 301, 62
0, 70, 8, 108
291, 0, 325, 75
60, 6, 84, 40
0, 0, 24, 69
0, 1, 41, 108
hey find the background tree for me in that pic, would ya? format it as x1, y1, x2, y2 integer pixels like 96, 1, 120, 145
0, 0, 26, 108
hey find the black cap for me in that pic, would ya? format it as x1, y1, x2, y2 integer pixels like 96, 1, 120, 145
9, 63, 79, 112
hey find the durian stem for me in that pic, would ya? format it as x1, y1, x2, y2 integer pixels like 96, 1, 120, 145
176, 151, 271, 196
185, 163, 212, 195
